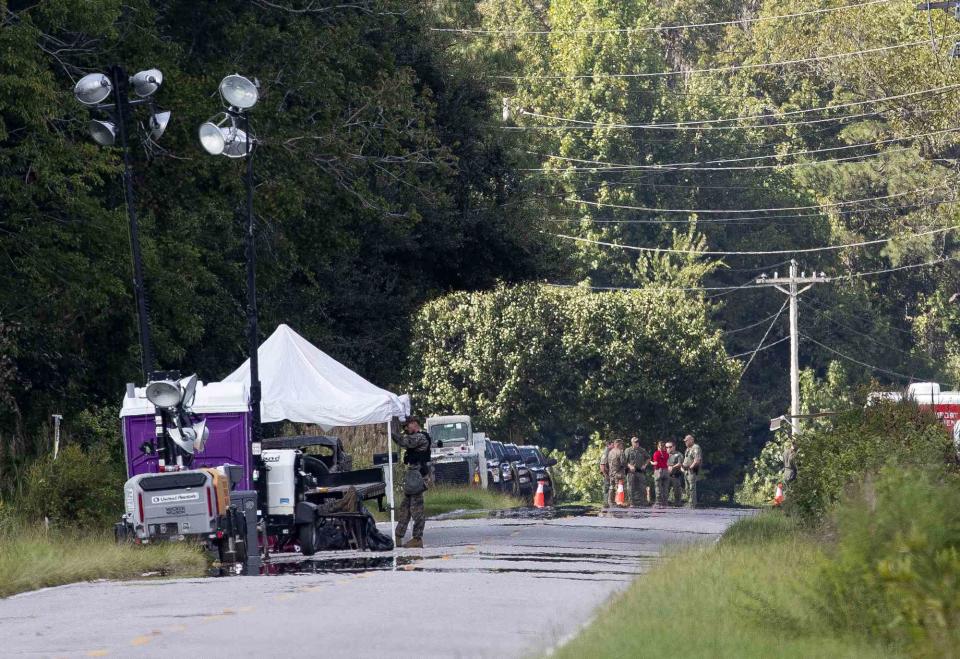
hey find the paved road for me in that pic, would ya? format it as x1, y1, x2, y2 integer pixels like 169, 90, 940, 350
1, 506, 752, 657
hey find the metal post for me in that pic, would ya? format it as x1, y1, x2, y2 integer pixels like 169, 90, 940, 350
110, 65, 154, 379
243, 118, 266, 513
788, 259, 800, 423
386, 421, 397, 548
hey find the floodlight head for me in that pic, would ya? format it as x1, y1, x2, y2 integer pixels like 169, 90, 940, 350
88, 119, 117, 146
145, 379, 181, 408
180, 374, 198, 410
222, 127, 253, 158
74, 72, 112, 105
148, 110, 171, 140
130, 68, 163, 97
219, 74, 258, 110
199, 118, 227, 155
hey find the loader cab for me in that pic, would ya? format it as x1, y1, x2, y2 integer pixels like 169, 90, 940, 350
426, 415, 473, 447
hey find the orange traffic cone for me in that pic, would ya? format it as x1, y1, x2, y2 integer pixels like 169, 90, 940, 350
615, 480, 626, 506
773, 482, 785, 507
533, 480, 546, 508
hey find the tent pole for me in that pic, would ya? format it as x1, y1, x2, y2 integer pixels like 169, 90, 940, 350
386, 421, 396, 549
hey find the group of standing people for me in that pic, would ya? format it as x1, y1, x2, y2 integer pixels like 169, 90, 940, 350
601, 435, 703, 508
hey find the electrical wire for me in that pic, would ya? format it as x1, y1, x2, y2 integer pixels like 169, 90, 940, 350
801, 333, 919, 380
723, 311, 783, 335
828, 255, 960, 281
522, 146, 917, 172
433, 0, 896, 35
732, 335, 790, 359
544, 197, 960, 225
496, 35, 957, 80
516, 84, 960, 130
736, 299, 789, 378
563, 185, 944, 214
524, 126, 960, 173
551, 226, 959, 256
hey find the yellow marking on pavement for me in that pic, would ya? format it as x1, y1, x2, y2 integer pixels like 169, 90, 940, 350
336, 579, 351, 584
168, 624, 186, 632
130, 636, 154, 646
239, 606, 256, 612
465, 545, 478, 553
202, 614, 229, 622
86, 650, 109, 657
273, 593, 295, 602
441, 555, 452, 560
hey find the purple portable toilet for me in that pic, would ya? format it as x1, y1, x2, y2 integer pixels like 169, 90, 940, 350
120, 381, 253, 488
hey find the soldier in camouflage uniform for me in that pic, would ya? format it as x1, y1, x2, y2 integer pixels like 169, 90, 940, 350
782, 439, 797, 490
394, 417, 433, 548
666, 441, 684, 506
624, 437, 650, 507
605, 439, 627, 507
599, 440, 612, 507
681, 434, 703, 508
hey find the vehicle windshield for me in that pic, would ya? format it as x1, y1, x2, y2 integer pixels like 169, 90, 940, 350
519, 446, 539, 465
429, 421, 470, 445
486, 441, 504, 461
502, 444, 522, 461
491, 442, 507, 461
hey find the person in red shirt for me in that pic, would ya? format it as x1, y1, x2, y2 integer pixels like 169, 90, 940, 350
651, 440, 670, 505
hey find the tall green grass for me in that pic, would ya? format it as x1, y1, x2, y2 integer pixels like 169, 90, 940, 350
0, 523, 207, 598
554, 513, 900, 659
369, 484, 525, 521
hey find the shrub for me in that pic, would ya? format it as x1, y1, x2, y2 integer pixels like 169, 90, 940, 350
815, 467, 960, 655
18, 444, 124, 528
787, 400, 954, 520
546, 433, 607, 503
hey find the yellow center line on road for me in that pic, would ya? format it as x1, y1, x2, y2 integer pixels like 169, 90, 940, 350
85, 650, 109, 657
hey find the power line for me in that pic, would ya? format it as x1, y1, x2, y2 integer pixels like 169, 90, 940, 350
551, 225, 959, 256
828, 255, 960, 281
732, 335, 790, 359
545, 197, 960, 225
723, 311, 788, 335
736, 299, 790, 379
563, 185, 945, 214
516, 84, 960, 130
524, 126, 960, 172
497, 35, 956, 80
801, 333, 919, 381
522, 146, 916, 172
433, 0, 895, 35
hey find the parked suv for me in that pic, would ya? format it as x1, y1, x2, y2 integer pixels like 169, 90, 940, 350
501, 442, 534, 496
477, 436, 505, 491
519, 445, 558, 505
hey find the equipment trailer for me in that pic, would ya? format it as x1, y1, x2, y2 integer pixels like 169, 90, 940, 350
116, 375, 389, 574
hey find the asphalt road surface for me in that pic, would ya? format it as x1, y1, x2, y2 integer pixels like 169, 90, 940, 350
1, 506, 753, 657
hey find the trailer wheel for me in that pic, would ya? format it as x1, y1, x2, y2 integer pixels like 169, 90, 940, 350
298, 521, 319, 556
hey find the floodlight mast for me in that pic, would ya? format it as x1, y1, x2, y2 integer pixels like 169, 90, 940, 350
109, 64, 155, 379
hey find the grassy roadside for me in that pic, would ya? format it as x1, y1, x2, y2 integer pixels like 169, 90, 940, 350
369, 485, 525, 521
0, 526, 208, 599
553, 514, 900, 659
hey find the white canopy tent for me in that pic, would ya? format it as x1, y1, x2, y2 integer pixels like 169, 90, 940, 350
224, 323, 410, 542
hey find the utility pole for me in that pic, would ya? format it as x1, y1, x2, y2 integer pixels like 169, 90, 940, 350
754, 260, 829, 431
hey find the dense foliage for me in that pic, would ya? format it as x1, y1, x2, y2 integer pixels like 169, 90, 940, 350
4, 0, 960, 499
785, 400, 954, 519
815, 467, 960, 654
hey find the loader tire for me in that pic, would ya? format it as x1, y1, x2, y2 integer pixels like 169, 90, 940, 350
298, 521, 319, 556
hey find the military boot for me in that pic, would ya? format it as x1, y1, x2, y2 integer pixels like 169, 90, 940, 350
403, 537, 423, 548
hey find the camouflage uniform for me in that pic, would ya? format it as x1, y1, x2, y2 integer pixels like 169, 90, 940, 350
394, 430, 431, 541
667, 449, 684, 505
624, 445, 650, 506
605, 446, 627, 506
682, 443, 703, 508
782, 443, 797, 486
599, 443, 611, 505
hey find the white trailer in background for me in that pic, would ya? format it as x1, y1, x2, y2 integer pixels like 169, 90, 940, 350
871, 381, 960, 447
